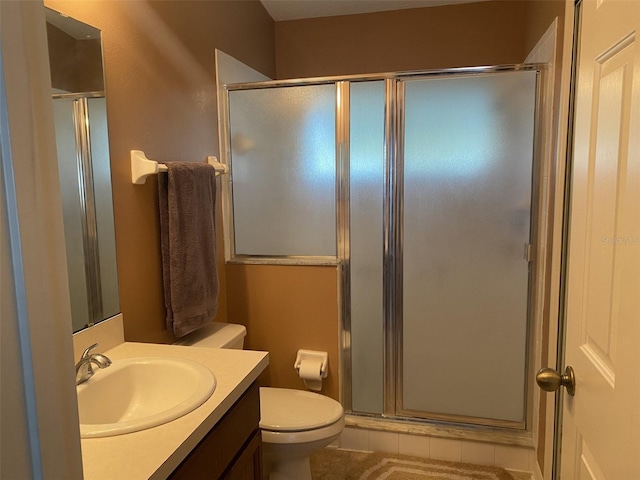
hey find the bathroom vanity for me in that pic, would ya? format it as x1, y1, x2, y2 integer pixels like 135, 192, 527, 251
171, 382, 261, 479
78, 341, 268, 479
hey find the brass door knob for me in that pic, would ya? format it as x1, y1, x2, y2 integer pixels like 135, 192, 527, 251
536, 366, 576, 396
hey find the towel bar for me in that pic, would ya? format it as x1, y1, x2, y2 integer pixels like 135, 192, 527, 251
131, 150, 228, 185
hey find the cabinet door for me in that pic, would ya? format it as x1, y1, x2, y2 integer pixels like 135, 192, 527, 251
223, 430, 262, 480
170, 383, 261, 479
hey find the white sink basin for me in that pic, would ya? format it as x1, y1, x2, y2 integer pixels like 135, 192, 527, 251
77, 357, 215, 438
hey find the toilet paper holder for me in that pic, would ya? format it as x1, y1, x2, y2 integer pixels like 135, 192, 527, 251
294, 349, 328, 378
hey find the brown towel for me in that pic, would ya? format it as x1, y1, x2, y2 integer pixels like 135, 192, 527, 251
158, 162, 219, 338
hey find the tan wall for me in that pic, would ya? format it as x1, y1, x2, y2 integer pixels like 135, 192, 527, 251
524, 0, 566, 56
275, 0, 529, 79
45, 0, 275, 343
226, 265, 340, 400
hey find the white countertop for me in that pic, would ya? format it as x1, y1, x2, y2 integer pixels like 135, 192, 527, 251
79, 342, 269, 480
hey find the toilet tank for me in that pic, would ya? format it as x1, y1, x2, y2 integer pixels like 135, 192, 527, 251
173, 322, 247, 349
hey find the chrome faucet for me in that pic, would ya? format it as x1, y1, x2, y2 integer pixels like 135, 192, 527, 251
75, 343, 112, 385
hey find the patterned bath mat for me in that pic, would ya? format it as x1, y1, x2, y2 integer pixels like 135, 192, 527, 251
345, 452, 516, 480
310, 448, 519, 480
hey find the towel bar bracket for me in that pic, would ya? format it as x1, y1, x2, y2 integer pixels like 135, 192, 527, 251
130, 149, 228, 185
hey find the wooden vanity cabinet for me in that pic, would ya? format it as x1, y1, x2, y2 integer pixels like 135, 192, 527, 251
170, 382, 262, 480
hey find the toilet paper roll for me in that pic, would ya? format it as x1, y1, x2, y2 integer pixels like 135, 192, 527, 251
298, 357, 324, 391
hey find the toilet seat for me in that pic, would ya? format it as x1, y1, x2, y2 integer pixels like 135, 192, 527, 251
261, 417, 345, 445
259, 387, 343, 432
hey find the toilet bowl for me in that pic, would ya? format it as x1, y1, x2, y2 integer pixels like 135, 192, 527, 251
174, 322, 344, 480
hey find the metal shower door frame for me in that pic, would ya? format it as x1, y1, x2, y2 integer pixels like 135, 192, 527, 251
222, 64, 546, 432
386, 68, 546, 431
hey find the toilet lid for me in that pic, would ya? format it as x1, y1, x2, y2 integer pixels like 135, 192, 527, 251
259, 387, 343, 432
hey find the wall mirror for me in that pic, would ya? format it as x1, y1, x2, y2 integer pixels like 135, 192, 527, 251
46, 7, 120, 332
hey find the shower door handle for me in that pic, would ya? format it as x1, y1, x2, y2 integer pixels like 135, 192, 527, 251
535, 366, 576, 396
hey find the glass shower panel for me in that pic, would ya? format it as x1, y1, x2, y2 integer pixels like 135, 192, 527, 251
401, 71, 537, 423
228, 85, 336, 257
350, 81, 385, 413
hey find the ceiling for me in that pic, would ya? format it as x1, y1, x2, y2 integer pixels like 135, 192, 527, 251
260, 0, 486, 22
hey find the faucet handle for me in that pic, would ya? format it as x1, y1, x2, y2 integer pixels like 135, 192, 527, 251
81, 343, 99, 359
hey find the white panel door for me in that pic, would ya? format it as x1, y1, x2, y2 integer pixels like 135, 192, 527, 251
561, 0, 640, 478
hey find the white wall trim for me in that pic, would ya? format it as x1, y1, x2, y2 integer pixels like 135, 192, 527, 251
1, 1, 83, 477
1, 33, 44, 479
541, 3, 577, 479
523, 3, 578, 479
522, 16, 559, 480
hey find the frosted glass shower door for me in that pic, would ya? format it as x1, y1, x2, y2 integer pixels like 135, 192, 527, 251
400, 71, 537, 425
228, 85, 336, 257
349, 81, 386, 413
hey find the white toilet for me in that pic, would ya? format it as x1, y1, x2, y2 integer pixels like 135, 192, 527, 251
174, 322, 344, 480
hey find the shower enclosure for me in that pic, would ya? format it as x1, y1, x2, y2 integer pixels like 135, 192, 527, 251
224, 65, 543, 430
